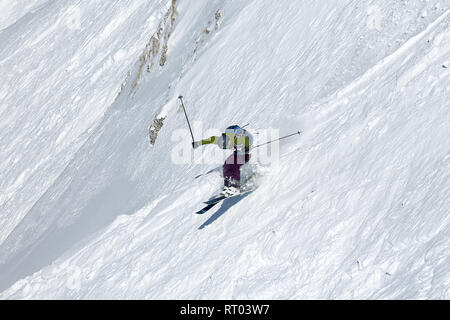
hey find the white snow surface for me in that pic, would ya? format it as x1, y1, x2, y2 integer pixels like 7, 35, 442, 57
0, 0, 449, 299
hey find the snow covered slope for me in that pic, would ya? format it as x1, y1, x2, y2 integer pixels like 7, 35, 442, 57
0, 0, 449, 299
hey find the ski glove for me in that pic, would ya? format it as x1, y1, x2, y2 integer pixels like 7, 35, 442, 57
192, 141, 202, 149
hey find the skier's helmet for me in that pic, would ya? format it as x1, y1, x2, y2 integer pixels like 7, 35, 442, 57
225, 125, 254, 147
225, 125, 244, 135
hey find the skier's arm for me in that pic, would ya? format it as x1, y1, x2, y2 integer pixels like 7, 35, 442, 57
200, 136, 220, 145
192, 136, 221, 149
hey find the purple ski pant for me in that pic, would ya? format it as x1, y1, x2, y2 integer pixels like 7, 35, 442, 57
223, 152, 251, 188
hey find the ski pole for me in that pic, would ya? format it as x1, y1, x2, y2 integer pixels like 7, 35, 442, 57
178, 95, 195, 146
252, 130, 301, 149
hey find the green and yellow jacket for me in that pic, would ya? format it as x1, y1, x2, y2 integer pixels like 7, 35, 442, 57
198, 133, 251, 153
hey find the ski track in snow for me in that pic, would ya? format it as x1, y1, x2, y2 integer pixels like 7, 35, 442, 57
0, 0, 449, 299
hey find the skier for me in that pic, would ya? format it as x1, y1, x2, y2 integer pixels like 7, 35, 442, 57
192, 125, 253, 194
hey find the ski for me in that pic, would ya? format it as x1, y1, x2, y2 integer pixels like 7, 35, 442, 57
196, 189, 255, 214
196, 173, 259, 214
196, 199, 223, 214
203, 194, 228, 205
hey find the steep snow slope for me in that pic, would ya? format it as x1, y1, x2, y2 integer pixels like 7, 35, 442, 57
0, 0, 170, 244
0, 0, 48, 31
0, 0, 449, 299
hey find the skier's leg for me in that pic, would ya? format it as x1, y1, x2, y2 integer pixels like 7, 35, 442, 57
223, 153, 240, 188
223, 152, 251, 189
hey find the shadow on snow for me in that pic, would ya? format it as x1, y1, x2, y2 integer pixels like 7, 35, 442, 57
198, 193, 251, 229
